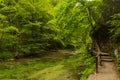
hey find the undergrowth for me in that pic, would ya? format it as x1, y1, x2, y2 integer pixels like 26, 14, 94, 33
0, 50, 95, 80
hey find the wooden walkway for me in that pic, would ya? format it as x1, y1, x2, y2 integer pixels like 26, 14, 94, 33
88, 52, 120, 80
87, 61, 120, 80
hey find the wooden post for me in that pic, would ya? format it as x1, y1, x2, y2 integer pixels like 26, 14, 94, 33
96, 56, 98, 73
99, 54, 102, 66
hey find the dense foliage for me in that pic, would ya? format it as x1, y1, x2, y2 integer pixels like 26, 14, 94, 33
0, 0, 60, 58
0, 0, 97, 59
0, 0, 120, 72
0, 0, 120, 57
0, 0, 120, 80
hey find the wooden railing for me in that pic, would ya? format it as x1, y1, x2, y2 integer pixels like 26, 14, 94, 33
92, 42, 112, 73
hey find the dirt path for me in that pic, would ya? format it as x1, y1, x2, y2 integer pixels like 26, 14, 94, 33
87, 62, 120, 80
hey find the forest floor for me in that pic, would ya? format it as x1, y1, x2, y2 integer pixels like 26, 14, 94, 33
28, 50, 79, 80
0, 50, 92, 80
87, 61, 120, 80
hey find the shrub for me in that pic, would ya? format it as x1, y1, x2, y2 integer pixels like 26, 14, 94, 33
0, 52, 13, 61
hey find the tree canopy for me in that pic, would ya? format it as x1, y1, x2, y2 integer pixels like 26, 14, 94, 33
0, 0, 120, 59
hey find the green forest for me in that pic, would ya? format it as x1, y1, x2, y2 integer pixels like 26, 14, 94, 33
0, 0, 120, 80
